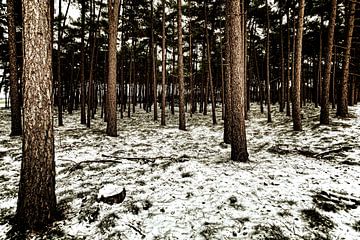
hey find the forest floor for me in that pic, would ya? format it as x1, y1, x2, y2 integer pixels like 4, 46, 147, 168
0, 103, 360, 240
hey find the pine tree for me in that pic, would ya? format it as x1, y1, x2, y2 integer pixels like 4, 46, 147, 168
337, 0, 356, 117
229, 0, 248, 162
320, 0, 337, 125
292, 0, 305, 131
178, 0, 186, 130
7, 0, 22, 136
106, 0, 121, 137
17, 0, 57, 230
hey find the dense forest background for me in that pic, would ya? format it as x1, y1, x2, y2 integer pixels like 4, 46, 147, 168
0, 0, 359, 126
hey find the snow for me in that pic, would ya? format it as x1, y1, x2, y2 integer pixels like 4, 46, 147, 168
0, 104, 360, 239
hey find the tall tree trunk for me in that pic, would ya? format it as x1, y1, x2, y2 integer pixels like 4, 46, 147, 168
286, 6, 291, 116
320, 0, 337, 125
317, 9, 323, 108
7, 0, 22, 136
177, 0, 186, 130
151, 0, 158, 121
161, 0, 166, 126
337, 0, 356, 117
188, 0, 194, 116
279, 1, 285, 112
229, 0, 248, 162
331, 47, 337, 109
106, 0, 121, 136
224, 1, 232, 144
80, 0, 86, 125
57, 0, 63, 126
205, 0, 216, 125
265, 0, 272, 123
17, 0, 56, 230
292, 0, 305, 131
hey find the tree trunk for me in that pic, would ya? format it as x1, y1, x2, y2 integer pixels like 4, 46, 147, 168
224, 1, 232, 144
80, 0, 86, 125
229, 0, 248, 162
106, 0, 121, 136
279, 1, 285, 112
320, 0, 337, 125
177, 0, 186, 130
337, 0, 356, 117
57, 0, 63, 126
17, 0, 56, 230
151, 1, 158, 121
205, 0, 216, 125
188, 0, 194, 116
7, 0, 22, 136
286, 6, 291, 116
317, 10, 323, 108
161, 0, 166, 126
292, 0, 305, 131
265, 0, 272, 123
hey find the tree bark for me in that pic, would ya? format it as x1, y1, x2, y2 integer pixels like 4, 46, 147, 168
292, 0, 305, 131
151, 1, 158, 121
177, 0, 186, 130
337, 0, 356, 117
229, 0, 248, 162
286, 6, 291, 116
57, 0, 63, 126
279, 1, 285, 113
7, 0, 22, 136
205, 0, 216, 125
224, 0, 231, 144
161, 0, 166, 126
17, 0, 56, 230
80, 0, 86, 125
106, 0, 121, 136
265, 0, 272, 123
320, 0, 337, 125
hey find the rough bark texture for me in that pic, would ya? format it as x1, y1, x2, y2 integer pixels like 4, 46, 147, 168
17, 0, 57, 230
229, 0, 248, 162
337, 0, 356, 117
292, 0, 305, 131
7, 0, 22, 136
320, 0, 337, 125
224, 0, 232, 144
161, 0, 166, 126
106, 0, 120, 136
177, 0, 186, 131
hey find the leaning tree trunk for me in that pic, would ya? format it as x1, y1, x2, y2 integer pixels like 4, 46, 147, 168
337, 0, 356, 117
106, 0, 121, 136
292, 0, 305, 131
229, 0, 248, 162
17, 0, 57, 230
177, 0, 186, 130
320, 0, 337, 125
7, 0, 22, 136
